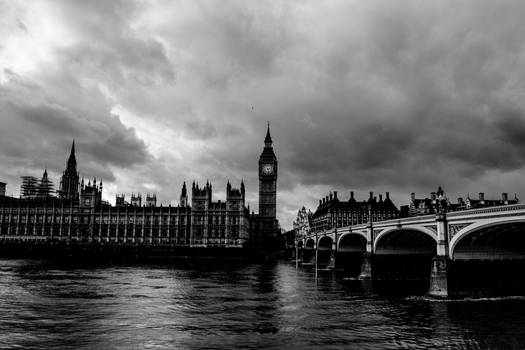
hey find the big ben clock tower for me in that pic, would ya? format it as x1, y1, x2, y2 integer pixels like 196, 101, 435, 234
259, 123, 278, 244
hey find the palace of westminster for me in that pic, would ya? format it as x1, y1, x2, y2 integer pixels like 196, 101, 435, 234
0, 127, 279, 248
0, 124, 520, 250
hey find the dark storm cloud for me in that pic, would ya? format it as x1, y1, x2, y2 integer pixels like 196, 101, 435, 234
0, 68, 151, 190
52, 0, 175, 88
162, 0, 525, 225
3, 0, 525, 228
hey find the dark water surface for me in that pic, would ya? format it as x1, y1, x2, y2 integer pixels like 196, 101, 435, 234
1, 259, 525, 349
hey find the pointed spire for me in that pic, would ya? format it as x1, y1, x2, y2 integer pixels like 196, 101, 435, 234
65, 139, 77, 171
181, 181, 187, 197
264, 121, 272, 146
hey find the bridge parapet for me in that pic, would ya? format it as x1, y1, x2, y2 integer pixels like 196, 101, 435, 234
447, 203, 525, 217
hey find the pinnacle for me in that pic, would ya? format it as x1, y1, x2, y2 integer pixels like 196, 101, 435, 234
264, 121, 272, 145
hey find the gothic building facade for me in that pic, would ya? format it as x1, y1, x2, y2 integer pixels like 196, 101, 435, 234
58, 141, 80, 200
257, 123, 278, 245
0, 128, 278, 249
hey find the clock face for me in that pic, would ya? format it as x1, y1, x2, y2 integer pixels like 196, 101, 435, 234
262, 164, 274, 175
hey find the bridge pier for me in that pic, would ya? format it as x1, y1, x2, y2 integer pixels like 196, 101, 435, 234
358, 252, 372, 279
327, 249, 336, 269
295, 247, 302, 261
306, 249, 316, 265
359, 222, 374, 279
326, 239, 337, 269
428, 255, 449, 298
428, 211, 449, 298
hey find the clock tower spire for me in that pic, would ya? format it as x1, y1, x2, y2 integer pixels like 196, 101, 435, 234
258, 122, 278, 245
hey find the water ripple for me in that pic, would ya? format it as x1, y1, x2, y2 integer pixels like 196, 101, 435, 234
0, 259, 524, 349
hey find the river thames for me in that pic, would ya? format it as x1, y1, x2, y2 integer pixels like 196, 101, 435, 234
1, 258, 525, 349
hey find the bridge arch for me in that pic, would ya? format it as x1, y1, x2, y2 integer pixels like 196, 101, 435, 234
305, 238, 315, 249
337, 232, 367, 252
374, 226, 438, 255
317, 236, 333, 250
449, 218, 525, 260
373, 226, 437, 281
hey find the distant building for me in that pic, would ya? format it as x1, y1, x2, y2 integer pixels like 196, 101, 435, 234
400, 187, 454, 217
310, 191, 399, 233
0, 182, 5, 197
400, 188, 519, 217
461, 192, 519, 210
293, 206, 312, 240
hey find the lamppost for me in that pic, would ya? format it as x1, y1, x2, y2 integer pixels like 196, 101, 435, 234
295, 239, 299, 270
315, 231, 319, 280
333, 227, 338, 269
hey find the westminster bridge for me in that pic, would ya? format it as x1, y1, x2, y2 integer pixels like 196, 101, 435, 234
295, 204, 525, 297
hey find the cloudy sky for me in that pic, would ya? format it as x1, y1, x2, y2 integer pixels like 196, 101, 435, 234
1, 1, 525, 229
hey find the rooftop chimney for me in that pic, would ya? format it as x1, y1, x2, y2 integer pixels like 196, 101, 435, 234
502, 192, 508, 202
334, 191, 338, 199
379, 194, 383, 202
329, 193, 333, 201
369, 191, 373, 199
411, 192, 416, 201
479, 192, 485, 202
350, 191, 354, 199
386, 192, 390, 200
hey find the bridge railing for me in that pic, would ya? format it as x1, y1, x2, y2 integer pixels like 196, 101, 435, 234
446, 203, 525, 217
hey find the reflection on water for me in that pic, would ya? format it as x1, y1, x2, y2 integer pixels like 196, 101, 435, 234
1, 259, 525, 349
